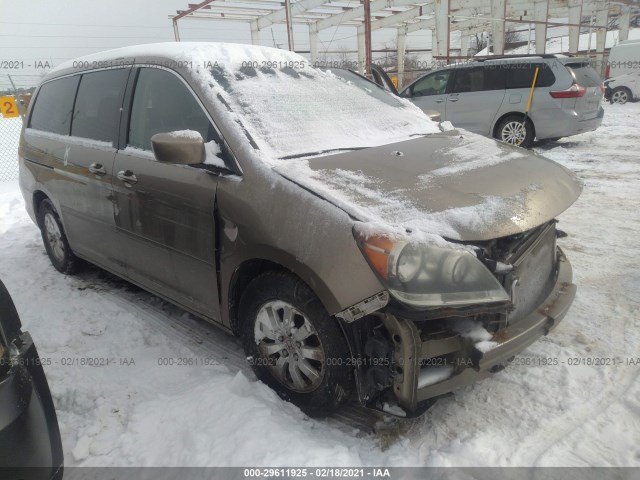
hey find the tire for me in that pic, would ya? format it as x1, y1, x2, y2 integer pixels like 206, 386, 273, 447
239, 272, 353, 417
37, 199, 80, 274
610, 87, 631, 105
495, 115, 535, 148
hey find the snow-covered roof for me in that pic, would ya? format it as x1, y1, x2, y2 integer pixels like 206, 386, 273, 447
51, 42, 295, 76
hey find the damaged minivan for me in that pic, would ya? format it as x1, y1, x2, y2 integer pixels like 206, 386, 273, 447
19, 43, 581, 417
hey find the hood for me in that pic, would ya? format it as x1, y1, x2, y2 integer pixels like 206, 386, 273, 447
274, 130, 582, 242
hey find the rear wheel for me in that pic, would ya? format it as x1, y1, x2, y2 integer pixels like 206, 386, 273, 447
495, 116, 534, 148
37, 199, 80, 274
610, 87, 631, 105
239, 272, 353, 417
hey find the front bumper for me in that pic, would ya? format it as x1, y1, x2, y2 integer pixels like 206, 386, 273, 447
383, 247, 576, 415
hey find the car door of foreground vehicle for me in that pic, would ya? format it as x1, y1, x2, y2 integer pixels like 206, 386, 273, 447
111, 67, 221, 320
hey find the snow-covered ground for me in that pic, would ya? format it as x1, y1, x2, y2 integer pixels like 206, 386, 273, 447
0, 102, 639, 467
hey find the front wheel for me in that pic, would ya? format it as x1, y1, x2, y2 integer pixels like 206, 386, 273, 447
239, 272, 353, 417
610, 87, 631, 105
495, 116, 534, 148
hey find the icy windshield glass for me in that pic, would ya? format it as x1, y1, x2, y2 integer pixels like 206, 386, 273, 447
209, 63, 440, 159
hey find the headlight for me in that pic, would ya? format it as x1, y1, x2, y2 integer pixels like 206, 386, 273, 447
354, 223, 510, 308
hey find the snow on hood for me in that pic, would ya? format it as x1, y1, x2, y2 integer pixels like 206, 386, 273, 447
273, 132, 583, 242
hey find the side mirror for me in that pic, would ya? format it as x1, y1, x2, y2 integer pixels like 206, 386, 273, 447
151, 131, 205, 165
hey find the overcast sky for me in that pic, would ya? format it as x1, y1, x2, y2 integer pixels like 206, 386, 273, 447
0, 0, 427, 90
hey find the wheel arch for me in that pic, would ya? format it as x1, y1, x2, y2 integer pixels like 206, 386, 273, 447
492, 111, 536, 139
226, 254, 341, 336
32, 190, 49, 218
611, 86, 633, 102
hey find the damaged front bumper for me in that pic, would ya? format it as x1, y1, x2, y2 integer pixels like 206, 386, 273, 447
376, 247, 576, 416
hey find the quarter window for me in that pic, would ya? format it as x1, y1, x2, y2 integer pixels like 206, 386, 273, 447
29, 76, 79, 135
72, 69, 128, 143
128, 68, 214, 151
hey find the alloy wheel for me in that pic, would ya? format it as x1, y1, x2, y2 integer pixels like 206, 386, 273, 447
501, 121, 527, 145
254, 300, 325, 393
44, 213, 65, 263
611, 90, 628, 104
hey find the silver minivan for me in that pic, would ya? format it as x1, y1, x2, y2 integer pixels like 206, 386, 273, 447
401, 55, 604, 147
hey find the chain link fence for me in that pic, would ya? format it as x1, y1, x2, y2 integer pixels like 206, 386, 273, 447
0, 112, 23, 182
1, 73, 33, 182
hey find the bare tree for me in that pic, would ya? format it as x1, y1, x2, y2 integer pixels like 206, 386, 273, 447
315, 44, 355, 68
468, 32, 488, 56
376, 40, 419, 71
504, 27, 520, 46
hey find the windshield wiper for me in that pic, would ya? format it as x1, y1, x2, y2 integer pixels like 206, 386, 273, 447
280, 147, 367, 160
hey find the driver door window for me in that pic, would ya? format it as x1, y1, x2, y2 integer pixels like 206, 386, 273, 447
412, 71, 451, 97
408, 70, 450, 120
128, 68, 215, 151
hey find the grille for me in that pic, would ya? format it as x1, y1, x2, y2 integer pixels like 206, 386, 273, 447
507, 224, 557, 323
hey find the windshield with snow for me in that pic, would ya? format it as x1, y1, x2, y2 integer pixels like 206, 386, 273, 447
209, 63, 440, 160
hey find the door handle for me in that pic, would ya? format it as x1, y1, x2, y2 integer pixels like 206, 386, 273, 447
117, 170, 138, 186
434, 99, 445, 103
89, 163, 106, 176
448, 94, 459, 102
448, 98, 459, 102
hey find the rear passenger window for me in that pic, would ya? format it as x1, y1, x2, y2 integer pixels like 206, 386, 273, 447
506, 63, 555, 89
29, 76, 79, 135
452, 67, 506, 93
128, 68, 213, 151
72, 69, 128, 143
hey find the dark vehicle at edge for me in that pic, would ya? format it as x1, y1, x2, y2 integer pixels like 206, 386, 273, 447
0, 279, 63, 480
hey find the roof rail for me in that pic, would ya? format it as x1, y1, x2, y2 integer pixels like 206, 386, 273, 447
472, 54, 567, 62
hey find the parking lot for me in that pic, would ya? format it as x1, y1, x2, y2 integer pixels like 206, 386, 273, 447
0, 101, 638, 467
